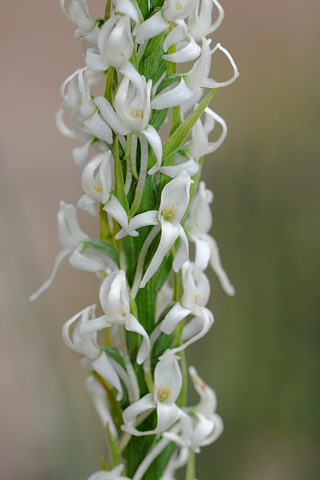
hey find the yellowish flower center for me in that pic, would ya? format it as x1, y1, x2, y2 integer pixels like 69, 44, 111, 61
158, 386, 171, 402
176, 2, 183, 9
94, 183, 103, 193
162, 205, 178, 221
120, 307, 127, 317
194, 291, 199, 302
131, 109, 144, 119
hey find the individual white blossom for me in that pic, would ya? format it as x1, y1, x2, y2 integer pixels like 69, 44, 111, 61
164, 367, 223, 451
86, 15, 134, 71
122, 351, 182, 436
140, 171, 193, 288
187, 0, 224, 41
79, 271, 150, 364
185, 182, 235, 295
62, 305, 123, 399
30, 202, 114, 301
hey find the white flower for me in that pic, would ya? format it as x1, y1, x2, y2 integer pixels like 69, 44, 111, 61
161, 261, 210, 330
86, 15, 133, 71
62, 305, 123, 399
122, 351, 182, 436
29, 202, 114, 301
79, 271, 150, 364
185, 182, 235, 295
163, 367, 223, 452
60, 68, 113, 143
60, 0, 97, 37
163, 0, 198, 22
160, 261, 213, 352
153, 38, 239, 113
187, 0, 224, 41
87, 465, 131, 480
95, 63, 162, 173
140, 171, 193, 288
186, 107, 227, 160
162, 20, 201, 64
77, 150, 114, 214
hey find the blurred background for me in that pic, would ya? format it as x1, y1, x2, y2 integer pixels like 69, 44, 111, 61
1, 0, 319, 479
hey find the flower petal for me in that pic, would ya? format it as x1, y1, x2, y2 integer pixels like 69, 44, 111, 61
125, 314, 150, 364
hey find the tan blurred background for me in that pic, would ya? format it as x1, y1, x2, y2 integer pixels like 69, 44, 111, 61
1, 1, 319, 479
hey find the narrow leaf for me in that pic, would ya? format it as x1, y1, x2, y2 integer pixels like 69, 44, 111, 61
148, 88, 218, 171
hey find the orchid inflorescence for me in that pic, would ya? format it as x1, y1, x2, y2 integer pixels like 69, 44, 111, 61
31, 0, 238, 478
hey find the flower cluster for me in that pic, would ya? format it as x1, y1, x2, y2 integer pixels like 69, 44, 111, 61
32, 0, 238, 478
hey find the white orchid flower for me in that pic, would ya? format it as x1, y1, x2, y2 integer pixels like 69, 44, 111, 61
87, 465, 131, 480
163, 0, 198, 21
122, 351, 182, 436
162, 20, 201, 64
159, 152, 199, 179
163, 367, 223, 452
185, 107, 227, 160
159, 261, 213, 351
62, 305, 123, 399
95, 62, 162, 174
30, 202, 114, 301
60, 0, 97, 37
185, 182, 235, 295
153, 38, 239, 113
86, 15, 133, 71
140, 171, 193, 288
60, 68, 113, 143
79, 271, 150, 364
187, 0, 224, 41
134, 0, 198, 44
77, 150, 115, 215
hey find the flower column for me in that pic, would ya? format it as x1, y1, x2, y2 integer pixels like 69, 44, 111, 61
32, 0, 238, 478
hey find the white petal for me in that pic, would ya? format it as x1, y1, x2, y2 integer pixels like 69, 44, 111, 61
154, 351, 182, 403
141, 125, 162, 174
199, 413, 223, 446
172, 224, 189, 272
125, 314, 150, 364
84, 111, 113, 143
189, 366, 217, 415
163, 20, 187, 52
77, 194, 97, 216
29, 249, 70, 301
152, 77, 194, 110
85, 375, 117, 436
162, 39, 201, 63
95, 96, 130, 136
92, 352, 123, 400
68, 249, 105, 272
104, 196, 129, 231
160, 159, 199, 178
85, 47, 109, 72
135, 11, 170, 44
72, 140, 91, 171
115, 210, 158, 239
140, 219, 180, 288
204, 233, 235, 296
122, 392, 155, 425
114, 0, 141, 24
160, 302, 191, 335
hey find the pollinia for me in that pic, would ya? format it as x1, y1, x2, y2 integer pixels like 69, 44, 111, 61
31, 0, 238, 478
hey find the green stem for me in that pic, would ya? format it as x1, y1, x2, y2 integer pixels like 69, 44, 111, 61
185, 449, 195, 480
